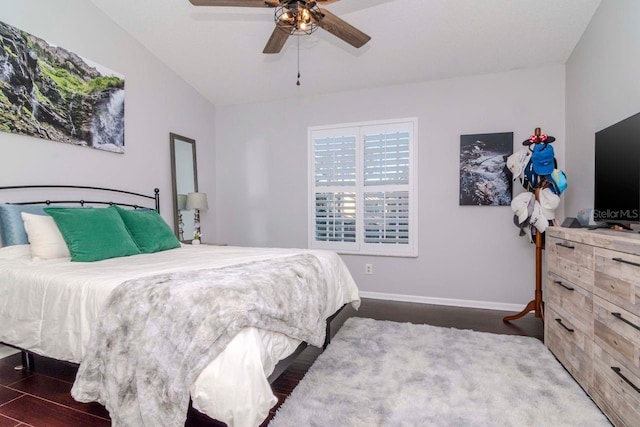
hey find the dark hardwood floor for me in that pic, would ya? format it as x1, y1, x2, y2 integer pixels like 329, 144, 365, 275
0, 298, 543, 427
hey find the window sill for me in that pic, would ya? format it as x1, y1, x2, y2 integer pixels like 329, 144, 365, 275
334, 249, 418, 258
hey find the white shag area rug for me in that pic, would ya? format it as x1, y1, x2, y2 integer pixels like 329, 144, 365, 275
270, 317, 610, 427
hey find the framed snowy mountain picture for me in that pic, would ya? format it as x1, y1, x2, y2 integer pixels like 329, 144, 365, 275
459, 132, 513, 206
0, 20, 125, 153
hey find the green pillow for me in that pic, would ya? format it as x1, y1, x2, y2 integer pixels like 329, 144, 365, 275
44, 206, 141, 262
114, 206, 181, 254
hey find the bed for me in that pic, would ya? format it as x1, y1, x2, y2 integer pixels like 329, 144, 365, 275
0, 185, 360, 427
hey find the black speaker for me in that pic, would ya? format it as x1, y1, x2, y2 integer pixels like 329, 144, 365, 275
561, 217, 582, 228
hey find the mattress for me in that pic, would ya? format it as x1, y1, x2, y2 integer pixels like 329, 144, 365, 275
0, 244, 360, 426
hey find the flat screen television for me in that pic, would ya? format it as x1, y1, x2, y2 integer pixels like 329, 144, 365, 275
594, 111, 640, 226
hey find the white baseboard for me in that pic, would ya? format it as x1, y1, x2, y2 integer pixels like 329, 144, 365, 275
359, 291, 527, 313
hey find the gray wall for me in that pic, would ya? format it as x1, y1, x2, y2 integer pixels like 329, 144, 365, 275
565, 0, 640, 217
0, 0, 217, 240
216, 66, 566, 309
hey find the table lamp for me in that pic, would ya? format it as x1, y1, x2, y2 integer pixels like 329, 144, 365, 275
186, 192, 208, 244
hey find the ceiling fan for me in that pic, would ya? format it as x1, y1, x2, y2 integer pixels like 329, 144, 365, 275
188, 0, 371, 54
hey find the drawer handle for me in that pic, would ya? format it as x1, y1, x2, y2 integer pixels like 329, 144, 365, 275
553, 280, 574, 291
611, 367, 640, 394
555, 318, 574, 333
612, 257, 640, 268
556, 242, 575, 249
611, 312, 640, 332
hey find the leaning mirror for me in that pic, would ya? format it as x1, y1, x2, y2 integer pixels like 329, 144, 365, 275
170, 133, 198, 242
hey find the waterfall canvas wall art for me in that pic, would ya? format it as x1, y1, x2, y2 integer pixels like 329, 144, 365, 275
0, 20, 125, 153
459, 132, 513, 206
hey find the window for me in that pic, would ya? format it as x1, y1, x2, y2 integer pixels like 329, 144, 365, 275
308, 118, 417, 256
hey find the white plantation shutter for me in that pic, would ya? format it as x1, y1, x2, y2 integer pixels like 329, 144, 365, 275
363, 131, 410, 186
314, 193, 356, 242
314, 135, 356, 186
363, 191, 410, 244
309, 119, 417, 256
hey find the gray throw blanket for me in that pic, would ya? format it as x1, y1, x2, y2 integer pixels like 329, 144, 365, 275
71, 254, 329, 427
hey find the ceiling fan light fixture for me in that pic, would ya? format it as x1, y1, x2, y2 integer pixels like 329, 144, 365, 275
274, 1, 320, 36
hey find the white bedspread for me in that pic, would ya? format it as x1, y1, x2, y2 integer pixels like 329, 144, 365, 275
0, 244, 360, 426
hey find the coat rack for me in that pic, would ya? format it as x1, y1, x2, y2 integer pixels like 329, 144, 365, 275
503, 127, 555, 323
503, 189, 544, 321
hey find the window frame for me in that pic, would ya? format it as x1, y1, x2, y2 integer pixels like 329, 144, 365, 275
308, 118, 418, 257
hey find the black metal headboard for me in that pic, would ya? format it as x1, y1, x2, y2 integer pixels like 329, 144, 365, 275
0, 185, 160, 212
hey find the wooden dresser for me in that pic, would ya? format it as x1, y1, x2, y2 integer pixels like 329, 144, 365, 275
545, 227, 640, 426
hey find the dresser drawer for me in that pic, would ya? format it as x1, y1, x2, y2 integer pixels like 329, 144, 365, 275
594, 247, 640, 315
545, 304, 592, 388
547, 236, 594, 292
592, 343, 640, 427
546, 272, 594, 333
593, 295, 640, 379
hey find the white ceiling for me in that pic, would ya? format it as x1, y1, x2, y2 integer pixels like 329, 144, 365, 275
89, 0, 601, 107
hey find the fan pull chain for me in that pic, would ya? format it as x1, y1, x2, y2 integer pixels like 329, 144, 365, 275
296, 36, 301, 86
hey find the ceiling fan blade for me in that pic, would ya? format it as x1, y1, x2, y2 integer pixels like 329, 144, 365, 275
263, 27, 291, 54
188, 0, 278, 7
314, 8, 371, 48
315, 0, 341, 4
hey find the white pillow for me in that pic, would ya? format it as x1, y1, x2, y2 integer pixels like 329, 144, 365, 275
21, 212, 70, 260
0, 244, 32, 260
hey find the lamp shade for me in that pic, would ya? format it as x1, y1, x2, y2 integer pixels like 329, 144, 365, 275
177, 194, 187, 210
186, 192, 208, 211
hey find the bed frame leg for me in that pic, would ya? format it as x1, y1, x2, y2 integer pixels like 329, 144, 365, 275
14, 350, 34, 371
323, 303, 347, 350
323, 320, 331, 350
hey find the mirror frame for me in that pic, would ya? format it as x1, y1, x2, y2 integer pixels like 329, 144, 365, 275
170, 132, 198, 240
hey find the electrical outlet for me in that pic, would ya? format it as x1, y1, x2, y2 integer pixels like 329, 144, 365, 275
365, 264, 373, 274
